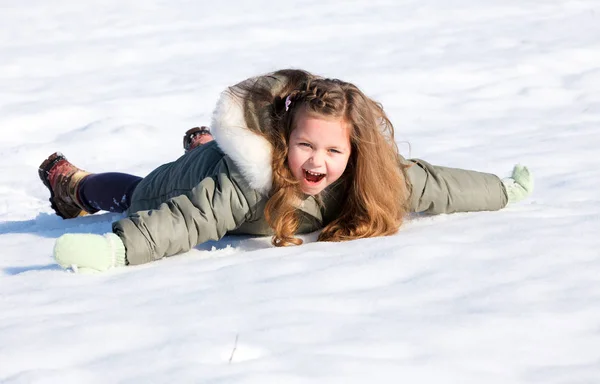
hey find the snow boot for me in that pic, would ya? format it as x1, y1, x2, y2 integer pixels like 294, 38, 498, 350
38, 152, 98, 219
183, 126, 213, 153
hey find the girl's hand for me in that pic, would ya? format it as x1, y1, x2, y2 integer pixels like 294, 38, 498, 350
502, 164, 534, 204
54, 233, 127, 273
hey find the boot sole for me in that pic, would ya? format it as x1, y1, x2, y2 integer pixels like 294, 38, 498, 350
183, 126, 211, 152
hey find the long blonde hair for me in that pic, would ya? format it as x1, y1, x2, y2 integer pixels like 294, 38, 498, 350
233, 69, 410, 246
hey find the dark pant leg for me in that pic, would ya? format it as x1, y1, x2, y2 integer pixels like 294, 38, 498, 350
78, 173, 142, 213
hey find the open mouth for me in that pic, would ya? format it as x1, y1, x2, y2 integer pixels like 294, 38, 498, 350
303, 169, 326, 184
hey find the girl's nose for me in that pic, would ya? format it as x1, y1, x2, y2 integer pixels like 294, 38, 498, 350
309, 150, 324, 164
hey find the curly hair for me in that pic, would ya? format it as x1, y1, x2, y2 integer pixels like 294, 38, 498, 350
234, 69, 410, 246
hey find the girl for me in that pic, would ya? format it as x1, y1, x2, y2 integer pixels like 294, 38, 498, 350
40, 69, 533, 273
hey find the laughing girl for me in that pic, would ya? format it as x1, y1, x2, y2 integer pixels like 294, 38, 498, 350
39, 69, 533, 272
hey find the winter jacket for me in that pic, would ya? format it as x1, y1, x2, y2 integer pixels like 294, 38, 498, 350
112, 70, 508, 265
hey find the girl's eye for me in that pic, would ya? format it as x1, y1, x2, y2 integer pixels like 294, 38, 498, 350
299, 142, 311, 148
328, 149, 342, 154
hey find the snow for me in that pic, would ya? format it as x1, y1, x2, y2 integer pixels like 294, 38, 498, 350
1, 0, 600, 382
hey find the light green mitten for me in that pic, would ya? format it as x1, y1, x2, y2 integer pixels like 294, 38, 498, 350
54, 233, 127, 273
502, 164, 534, 204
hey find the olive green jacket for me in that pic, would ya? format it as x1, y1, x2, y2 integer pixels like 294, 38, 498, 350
113, 70, 507, 265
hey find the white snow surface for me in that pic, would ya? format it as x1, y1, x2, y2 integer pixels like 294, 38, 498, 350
1, 0, 599, 382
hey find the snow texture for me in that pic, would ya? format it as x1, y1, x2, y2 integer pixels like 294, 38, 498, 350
1, 0, 599, 382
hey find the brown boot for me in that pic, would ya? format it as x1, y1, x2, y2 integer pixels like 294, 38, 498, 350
38, 152, 97, 219
183, 126, 213, 153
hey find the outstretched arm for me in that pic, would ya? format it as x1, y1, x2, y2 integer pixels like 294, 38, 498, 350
53, 161, 258, 272
405, 159, 531, 215
113, 173, 253, 265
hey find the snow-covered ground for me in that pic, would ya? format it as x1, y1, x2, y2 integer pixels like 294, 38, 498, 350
1, 0, 599, 382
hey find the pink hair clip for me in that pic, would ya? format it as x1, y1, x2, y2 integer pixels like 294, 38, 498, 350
285, 95, 292, 111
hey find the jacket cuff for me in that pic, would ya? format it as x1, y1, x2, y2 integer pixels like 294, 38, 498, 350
112, 218, 153, 266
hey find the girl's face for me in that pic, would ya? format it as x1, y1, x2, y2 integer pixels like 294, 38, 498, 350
287, 109, 352, 196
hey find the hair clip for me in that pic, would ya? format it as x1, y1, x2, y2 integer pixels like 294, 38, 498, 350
285, 95, 292, 111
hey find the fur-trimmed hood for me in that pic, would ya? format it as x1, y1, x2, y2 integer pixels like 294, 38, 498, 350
210, 88, 274, 196
209, 71, 311, 196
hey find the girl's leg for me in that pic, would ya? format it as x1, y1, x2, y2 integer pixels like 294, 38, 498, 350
78, 173, 142, 213
39, 152, 142, 219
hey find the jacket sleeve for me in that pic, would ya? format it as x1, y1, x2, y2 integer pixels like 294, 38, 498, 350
405, 159, 508, 215
112, 171, 254, 266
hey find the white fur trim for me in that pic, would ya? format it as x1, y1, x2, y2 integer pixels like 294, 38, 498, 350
210, 89, 273, 195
